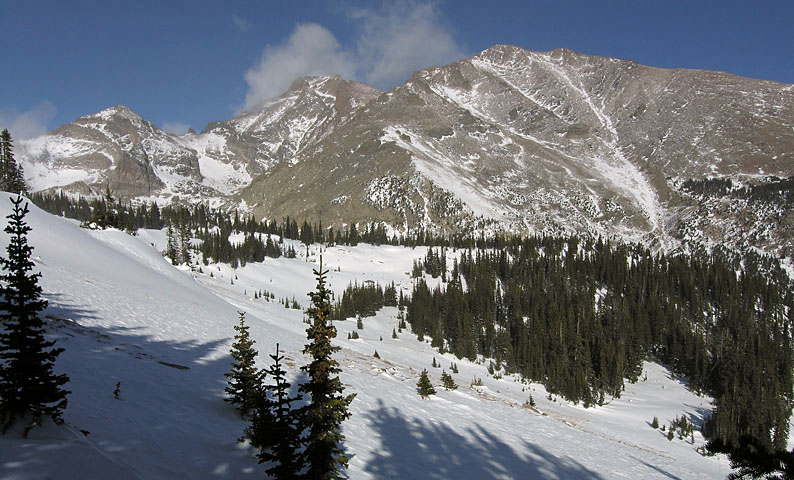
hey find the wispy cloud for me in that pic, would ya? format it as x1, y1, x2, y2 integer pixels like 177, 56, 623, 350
243, 23, 356, 110
161, 122, 191, 136
0, 101, 57, 139
354, 1, 466, 87
232, 14, 250, 33
241, 1, 466, 110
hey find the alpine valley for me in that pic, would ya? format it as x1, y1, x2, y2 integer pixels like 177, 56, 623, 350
17, 45, 794, 259
3, 45, 794, 480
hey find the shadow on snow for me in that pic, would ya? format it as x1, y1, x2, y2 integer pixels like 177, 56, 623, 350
363, 398, 604, 480
0, 295, 262, 480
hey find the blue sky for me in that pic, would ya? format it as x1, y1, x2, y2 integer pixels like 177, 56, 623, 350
1, 0, 792, 138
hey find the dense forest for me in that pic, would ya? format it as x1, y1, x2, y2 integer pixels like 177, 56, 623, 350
30, 190, 794, 455
405, 240, 793, 454
681, 175, 794, 207
330, 281, 398, 320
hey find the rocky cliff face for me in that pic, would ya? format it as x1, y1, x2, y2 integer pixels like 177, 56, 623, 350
16, 45, 794, 257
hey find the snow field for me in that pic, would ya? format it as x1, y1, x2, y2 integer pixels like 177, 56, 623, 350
0, 194, 730, 479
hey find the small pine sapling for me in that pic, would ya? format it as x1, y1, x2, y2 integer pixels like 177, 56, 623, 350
224, 312, 262, 417
417, 369, 436, 398
248, 343, 303, 479
441, 370, 457, 391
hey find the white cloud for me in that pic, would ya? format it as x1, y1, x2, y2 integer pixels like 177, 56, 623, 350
355, 2, 467, 87
162, 122, 191, 136
240, 2, 467, 111
232, 14, 250, 32
0, 101, 57, 140
242, 23, 356, 110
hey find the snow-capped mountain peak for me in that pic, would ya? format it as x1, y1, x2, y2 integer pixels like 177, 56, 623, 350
15, 45, 794, 259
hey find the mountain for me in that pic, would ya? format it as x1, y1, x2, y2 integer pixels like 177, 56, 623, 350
0, 193, 731, 479
16, 45, 794, 256
19, 76, 381, 204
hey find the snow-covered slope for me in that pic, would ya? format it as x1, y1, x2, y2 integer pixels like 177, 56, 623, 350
0, 194, 730, 479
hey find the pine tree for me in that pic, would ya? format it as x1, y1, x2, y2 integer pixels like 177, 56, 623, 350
417, 369, 436, 398
224, 312, 261, 416
166, 223, 179, 264
441, 370, 457, 390
299, 257, 356, 479
247, 343, 303, 479
0, 195, 69, 433
0, 130, 26, 194
178, 220, 192, 265
708, 436, 794, 480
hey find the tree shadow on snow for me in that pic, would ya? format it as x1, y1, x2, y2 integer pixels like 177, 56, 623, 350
630, 457, 683, 480
363, 399, 604, 480
0, 297, 264, 480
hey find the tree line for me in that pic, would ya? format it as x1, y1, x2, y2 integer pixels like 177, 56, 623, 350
30, 191, 549, 253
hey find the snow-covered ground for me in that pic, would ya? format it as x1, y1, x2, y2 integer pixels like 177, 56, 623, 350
0, 193, 730, 479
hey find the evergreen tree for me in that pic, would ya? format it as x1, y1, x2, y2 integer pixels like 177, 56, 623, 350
178, 220, 192, 265
166, 223, 179, 264
224, 312, 261, 416
0, 195, 68, 433
417, 369, 436, 398
81, 186, 119, 229
708, 436, 794, 480
0, 130, 26, 194
299, 257, 355, 479
441, 370, 457, 390
248, 343, 303, 479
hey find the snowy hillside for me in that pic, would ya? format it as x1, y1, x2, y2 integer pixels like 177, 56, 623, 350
0, 194, 731, 479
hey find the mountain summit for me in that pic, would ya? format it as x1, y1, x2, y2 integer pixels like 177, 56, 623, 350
16, 45, 794, 256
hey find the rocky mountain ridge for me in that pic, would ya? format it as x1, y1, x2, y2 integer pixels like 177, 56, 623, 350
16, 45, 794, 257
